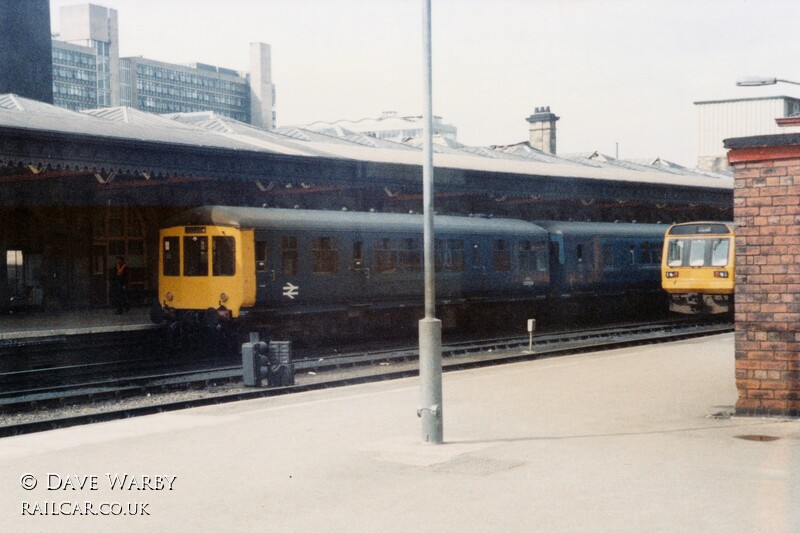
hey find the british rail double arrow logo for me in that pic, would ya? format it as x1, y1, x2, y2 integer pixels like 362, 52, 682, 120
282, 282, 299, 299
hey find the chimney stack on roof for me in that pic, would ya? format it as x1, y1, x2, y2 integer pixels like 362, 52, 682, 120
526, 106, 559, 155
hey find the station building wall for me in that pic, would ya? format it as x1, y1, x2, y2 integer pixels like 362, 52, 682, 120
0, 206, 176, 312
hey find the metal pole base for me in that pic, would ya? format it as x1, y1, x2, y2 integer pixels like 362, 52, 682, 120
419, 317, 443, 444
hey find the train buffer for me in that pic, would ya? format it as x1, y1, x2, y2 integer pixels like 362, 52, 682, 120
242, 334, 295, 388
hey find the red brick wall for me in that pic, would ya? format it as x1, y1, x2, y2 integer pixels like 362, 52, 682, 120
731, 156, 800, 417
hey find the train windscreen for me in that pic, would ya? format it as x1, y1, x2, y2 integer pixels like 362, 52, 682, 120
667, 238, 730, 267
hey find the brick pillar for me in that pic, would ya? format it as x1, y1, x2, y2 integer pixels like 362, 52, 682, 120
726, 135, 800, 417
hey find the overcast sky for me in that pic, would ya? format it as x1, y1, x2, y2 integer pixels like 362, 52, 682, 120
50, 0, 800, 167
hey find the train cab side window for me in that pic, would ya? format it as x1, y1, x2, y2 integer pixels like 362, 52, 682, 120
711, 238, 730, 267
255, 241, 269, 272
667, 240, 684, 267
183, 236, 208, 276
162, 237, 180, 276
281, 237, 298, 276
312, 236, 339, 274
212, 236, 236, 276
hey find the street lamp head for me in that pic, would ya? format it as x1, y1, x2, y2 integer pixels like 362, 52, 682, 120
736, 76, 778, 87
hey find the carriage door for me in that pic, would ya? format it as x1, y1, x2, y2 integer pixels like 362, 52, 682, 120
255, 232, 302, 310
465, 238, 486, 298
347, 236, 370, 300
254, 236, 277, 306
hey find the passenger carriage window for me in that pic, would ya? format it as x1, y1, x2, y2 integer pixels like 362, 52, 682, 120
212, 236, 236, 276
281, 237, 298, 276
650, 243, 662, 264
399, 238, 422, 272
492, 239, 511, 272
518, 241, 535, 273
640, 242, 663, 265
375, 238, 397, 274
640, 242, 652, 264
312, 236, 339, 274
163, 237, 180, 276
255, 241, 269, 272
183, 236, 208, 276
374, 238, 423, 274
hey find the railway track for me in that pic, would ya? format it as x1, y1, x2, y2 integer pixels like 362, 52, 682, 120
0, 318, 733, 437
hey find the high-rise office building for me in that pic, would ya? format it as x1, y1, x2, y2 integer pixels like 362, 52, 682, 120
56, 4, 119, 107
50, 3, 275, 127
119, 57, 252, 123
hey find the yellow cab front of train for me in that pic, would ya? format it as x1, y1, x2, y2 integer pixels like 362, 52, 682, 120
157, 223, 256, 322
661, 222, 735, 314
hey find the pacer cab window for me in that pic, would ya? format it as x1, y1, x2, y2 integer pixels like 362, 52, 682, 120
213, 236, 236, 276
711, 239, 730, 267
184, 236, 208, 276
667, 238, 730, 267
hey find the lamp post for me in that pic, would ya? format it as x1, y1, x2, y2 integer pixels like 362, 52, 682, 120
736, 76, 800, 87
418, 0, 443, 444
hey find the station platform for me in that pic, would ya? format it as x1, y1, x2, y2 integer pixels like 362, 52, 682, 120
1, 333, 798, 532
0, 307, 155, 341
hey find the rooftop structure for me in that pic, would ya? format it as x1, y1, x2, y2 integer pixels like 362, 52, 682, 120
695, 95, 800, 173
0, 94, 731, 191
303, 112, 458, 143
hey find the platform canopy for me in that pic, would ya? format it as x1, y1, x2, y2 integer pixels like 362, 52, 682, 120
0, 94, 732, 221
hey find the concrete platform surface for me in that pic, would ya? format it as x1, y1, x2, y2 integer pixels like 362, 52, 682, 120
0, 307, 154, 340
1, 333, 798, 532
